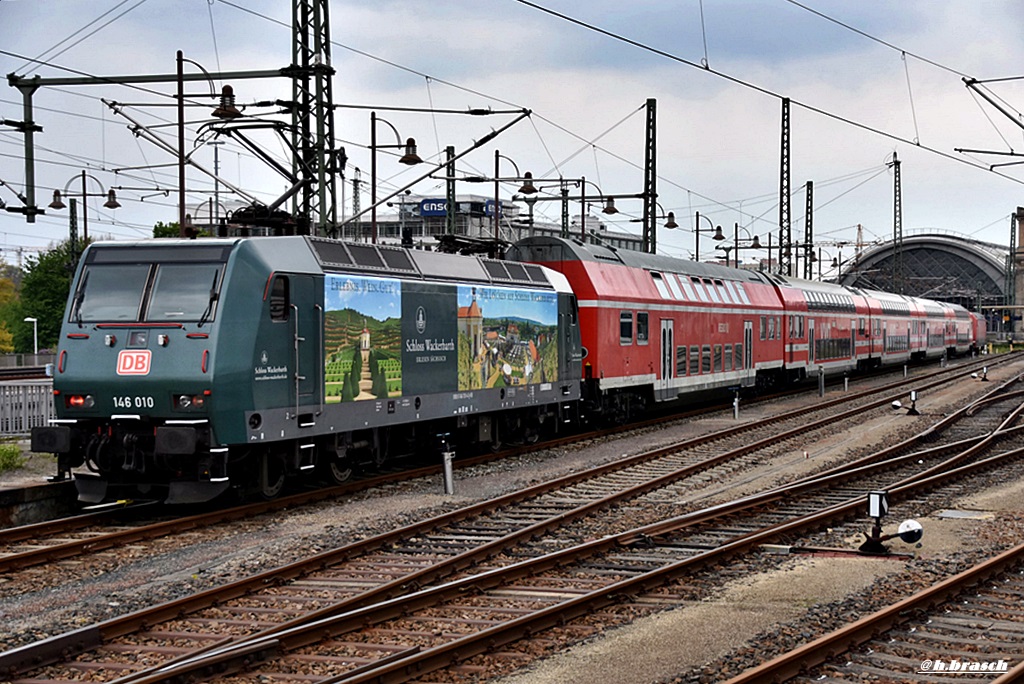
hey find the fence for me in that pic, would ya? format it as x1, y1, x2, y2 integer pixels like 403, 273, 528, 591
0, 381, 55, 436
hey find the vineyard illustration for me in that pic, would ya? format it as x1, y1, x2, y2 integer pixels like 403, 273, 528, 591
324, 275, 402, 403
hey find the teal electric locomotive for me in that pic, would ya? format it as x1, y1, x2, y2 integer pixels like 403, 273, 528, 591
31, 236, 583, 503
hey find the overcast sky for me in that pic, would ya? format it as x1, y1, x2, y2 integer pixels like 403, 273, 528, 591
2, 0, 1024, 268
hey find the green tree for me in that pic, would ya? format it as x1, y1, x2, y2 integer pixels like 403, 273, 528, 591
0, 324, 15, 354
19, 239, 78, 352
154, 220, 208, 239
153, 221, 179, 238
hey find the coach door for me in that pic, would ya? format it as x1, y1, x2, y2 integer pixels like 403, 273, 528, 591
851, 319, 857, 363
743, 320, 754, 386
656, 319, 674, 401
808, 318, 816, 365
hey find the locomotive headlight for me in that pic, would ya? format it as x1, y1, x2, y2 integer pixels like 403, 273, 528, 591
173, 392, 208, 411
66, 394, 95, 409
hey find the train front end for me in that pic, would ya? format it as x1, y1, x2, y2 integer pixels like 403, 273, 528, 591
31, 239, 239, 504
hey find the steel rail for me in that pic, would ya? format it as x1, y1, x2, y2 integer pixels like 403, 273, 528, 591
722, 541, 1024, 683
2, 354, 995, 575
130, 430, 1024, 684
75, 393, 1024, 683
0, 360, 1016, 679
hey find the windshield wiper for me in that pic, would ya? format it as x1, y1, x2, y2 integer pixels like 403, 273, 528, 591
197, 271, 219, 328
70, 270, 89, 328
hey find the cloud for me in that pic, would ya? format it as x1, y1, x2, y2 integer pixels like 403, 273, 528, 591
2, 0, 1023, 256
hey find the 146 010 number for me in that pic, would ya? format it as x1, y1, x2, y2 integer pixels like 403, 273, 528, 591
113, 396, 154, 409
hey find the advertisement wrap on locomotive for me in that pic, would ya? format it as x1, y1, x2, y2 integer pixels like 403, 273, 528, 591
30, 236, 582, 504
31, 234, 981, 505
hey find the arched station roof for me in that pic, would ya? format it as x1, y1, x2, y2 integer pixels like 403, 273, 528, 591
836, 233, 1008, 311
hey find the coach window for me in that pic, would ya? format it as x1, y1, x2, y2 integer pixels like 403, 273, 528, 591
270, 275, 290, 321
665, 272, 684, 299
713, 344, 723, 372
678, 274, 695, 299
620, 311, 634, 345
702, 345, 712, 373
676, 345, 687, 375
651, 272, 672, 299
690, 345, 700, 375
724, 344, 733, 371
760, 316, 767, 340
723, 280, 740, 303
767, 316, 775, 340
734, 343, 744, 370
715, 280, 732, 303
734, 282, 751, 305
704, 279, 722, 303
636, 312, 649, 344
691, 277, 710, 302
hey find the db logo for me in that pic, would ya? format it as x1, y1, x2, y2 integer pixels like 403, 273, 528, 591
117, 350, 152, 375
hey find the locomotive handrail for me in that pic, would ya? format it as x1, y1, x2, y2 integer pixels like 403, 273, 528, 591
291, 302, 301, 422
316, 303, 324, 416
93, 322, 184, 328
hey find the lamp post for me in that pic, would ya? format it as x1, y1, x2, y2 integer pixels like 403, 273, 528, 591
693, 211, 725, 262
494, 151, 537, 240
815, 244, 849, 281
508, 179, 641, 241
631, 202, 678, 245
717, 229, 762, 269
387, 189, 414, 247
576, 177, 618, 240
731, 223, 762, 269
176, 51, 241, 236
23, 317, 37, 355
523, 194, 538, 237
48, 170, 121, 251
371, 111, 422, 244
191, 199, 230, 237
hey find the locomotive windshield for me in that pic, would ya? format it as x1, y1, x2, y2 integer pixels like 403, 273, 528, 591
72, 261, 224, 323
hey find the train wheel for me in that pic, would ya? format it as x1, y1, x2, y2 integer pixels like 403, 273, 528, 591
259, 452, 286, 500
323, 459, 354, 484
320, 446, 354, 485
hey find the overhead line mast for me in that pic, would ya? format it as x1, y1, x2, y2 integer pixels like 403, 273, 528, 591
778, 97, 792, 276
292, 0, 339, 237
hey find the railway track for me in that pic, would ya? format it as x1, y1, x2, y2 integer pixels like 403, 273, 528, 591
725, 541, 1024, 683
0, 357, 1004, 583
0, 359, 1021, 681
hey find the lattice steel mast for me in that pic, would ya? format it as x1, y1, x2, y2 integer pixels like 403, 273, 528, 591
778, 98, 792, 276
292, 0, 339, 236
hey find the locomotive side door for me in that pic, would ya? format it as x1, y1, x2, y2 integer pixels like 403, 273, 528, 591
290, 274, 322, 425
656, 319, 674, 401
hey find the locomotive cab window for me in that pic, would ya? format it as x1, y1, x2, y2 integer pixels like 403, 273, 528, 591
72, 259, 224, 323
269, 276, 290, 321
70, 263, 149, 322
147, 263, 223, 322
